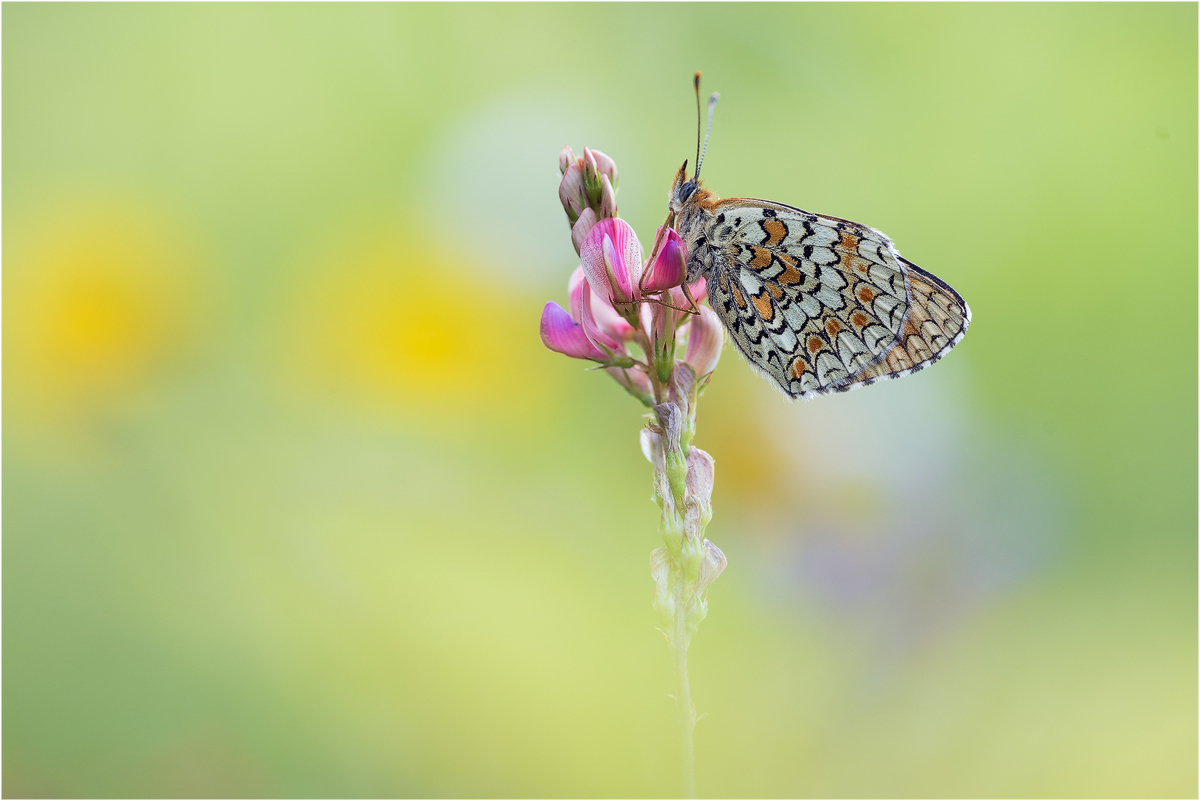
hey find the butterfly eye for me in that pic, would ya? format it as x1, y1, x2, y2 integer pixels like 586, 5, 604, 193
678, 181, 697, 202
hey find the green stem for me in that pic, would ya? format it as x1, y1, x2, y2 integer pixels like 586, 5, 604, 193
673, 577, 696, 799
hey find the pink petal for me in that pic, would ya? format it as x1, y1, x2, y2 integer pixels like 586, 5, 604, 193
591, 290, 637, 341
567, 267, 587, 323
572, 264, 635, 340
558, 145, 577, 175
643, 227, 687, 292
540, 301, 607, 361
588, 148, 619, 187
580, 218, 642, 305
670, 277, 708, 323
684, 305, 725, 376
558, 162, 586, 221
570, 207, 597, 255
578, 282, 624, 354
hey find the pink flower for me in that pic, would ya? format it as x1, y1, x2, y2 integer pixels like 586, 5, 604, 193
585, 147, 618, 188
580, 217, 642, 307
558, 145, 577, 175
684, 305, 725, 377
569, 267, 636, 342
599, 174, 617, 219
642, 227, 687, 292
559, 162, 587, 225
570, 269, 624, 355
539, 301, 608, 361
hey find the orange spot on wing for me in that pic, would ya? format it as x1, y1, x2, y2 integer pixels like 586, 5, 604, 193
790, 356, 808, 378
807, 336, 823, 354
732, 285, 746, 308
719, 273, 729, 292
777, 261, 802, 285
851, 312, 869, 327
825, 319, 841, 336
858, 285, 876, 303
752, 291, 773, 321
766, 283, 783, 299
838, 231, 859, 254
763, 219, 787, 247
904, 320, 919, 337
749, 247, 772, 269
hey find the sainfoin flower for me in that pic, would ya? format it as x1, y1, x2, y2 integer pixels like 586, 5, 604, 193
542, 143, 726, 798
579, 217, 643, 308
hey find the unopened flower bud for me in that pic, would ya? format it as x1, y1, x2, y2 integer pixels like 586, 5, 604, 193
642, 227, 687, 292
558, 145, 577, 175
571, 207, 597, 255
650, 301, 676, 383
599, 174, 617, 219
582, 147, 603, 209
559, 162, 586, 226
684, 305, 725, 377
589, 148, 619, 189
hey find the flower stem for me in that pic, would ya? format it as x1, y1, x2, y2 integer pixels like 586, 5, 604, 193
673, 578, 696, 799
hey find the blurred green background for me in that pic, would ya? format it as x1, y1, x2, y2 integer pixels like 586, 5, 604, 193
3, 3, 1196, 798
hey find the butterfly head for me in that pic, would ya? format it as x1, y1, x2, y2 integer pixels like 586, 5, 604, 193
668, 160, 699, 213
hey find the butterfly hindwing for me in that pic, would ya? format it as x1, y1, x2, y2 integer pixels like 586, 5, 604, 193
700, 198, 970, 399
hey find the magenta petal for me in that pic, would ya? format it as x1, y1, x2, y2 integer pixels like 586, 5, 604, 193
540, 301, 607, 361
643, 227, 687, 292
567, 267, 587, 323
579, 284, 624, 354
590, 290, 637, 341
580, 218, 643, 304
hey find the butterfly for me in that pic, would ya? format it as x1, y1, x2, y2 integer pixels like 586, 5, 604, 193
660, 75, 971, 401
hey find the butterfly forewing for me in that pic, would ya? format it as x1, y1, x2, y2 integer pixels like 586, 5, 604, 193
698, 199, 969, 400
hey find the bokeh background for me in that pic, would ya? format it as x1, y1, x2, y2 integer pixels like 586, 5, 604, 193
4, 3, 1196, 798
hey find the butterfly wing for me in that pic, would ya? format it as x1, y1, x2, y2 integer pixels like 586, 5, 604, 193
703, 198, 969, 400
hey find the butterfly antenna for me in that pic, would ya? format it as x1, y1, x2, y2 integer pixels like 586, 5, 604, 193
694, 91, 719, 182
693, 72, 703, 180
696, 91, 720, 182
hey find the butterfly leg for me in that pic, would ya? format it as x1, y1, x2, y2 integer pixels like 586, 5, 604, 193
679, 281, 700, 315
641, 292, 697, 315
